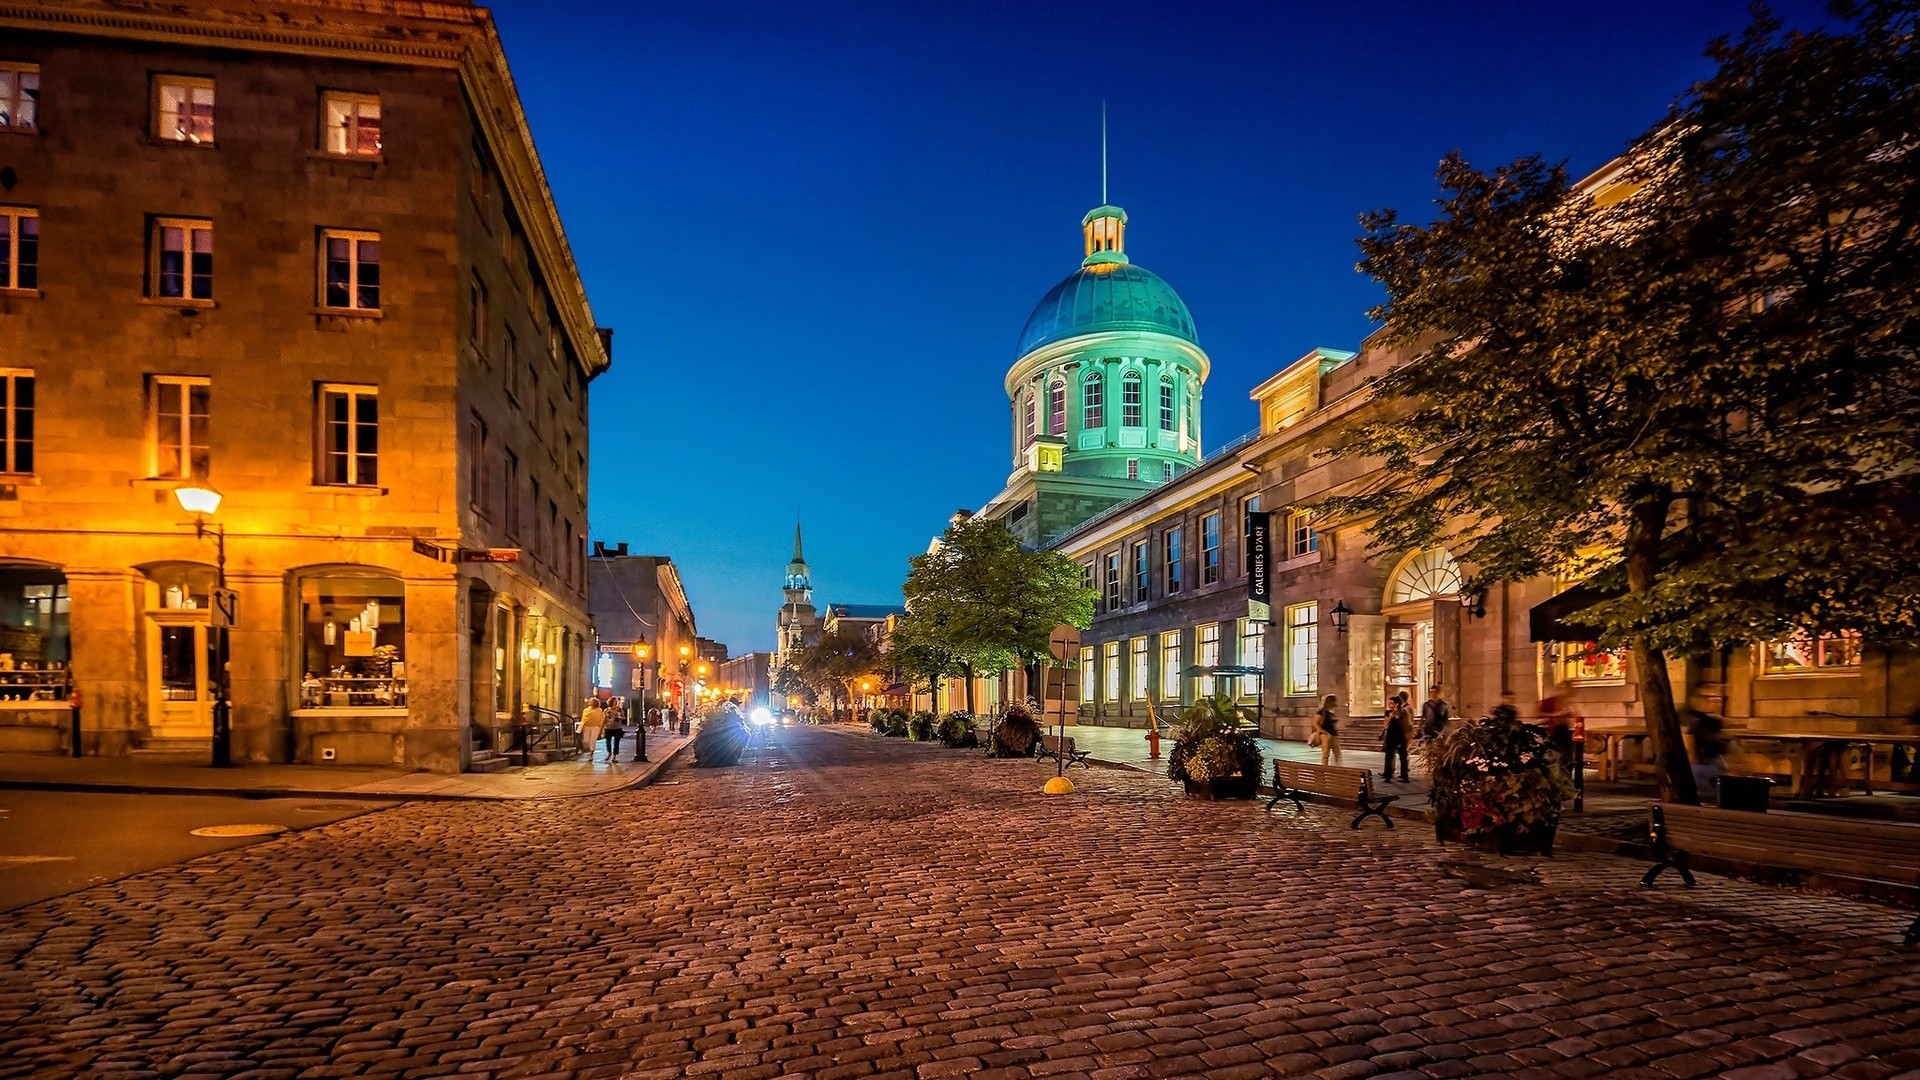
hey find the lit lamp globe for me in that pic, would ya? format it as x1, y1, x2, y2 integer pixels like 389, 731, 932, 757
174, 483, 223, 519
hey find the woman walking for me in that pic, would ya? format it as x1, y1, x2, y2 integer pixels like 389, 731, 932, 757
581, 696, 607, 762
1314, 694, 1343, 766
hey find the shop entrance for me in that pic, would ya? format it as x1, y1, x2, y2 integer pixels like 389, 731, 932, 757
1382, 549, 1462, 710
141, 564, 218, 741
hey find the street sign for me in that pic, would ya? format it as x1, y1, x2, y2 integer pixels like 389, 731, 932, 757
211, 587, 238, 628
1047, 625, 1081, 664
630, 668, 642, 690
412, 537, 453, 562
461, 548, 521, 563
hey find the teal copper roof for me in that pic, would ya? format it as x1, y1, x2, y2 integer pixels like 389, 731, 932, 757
1016, 262, 1198, 357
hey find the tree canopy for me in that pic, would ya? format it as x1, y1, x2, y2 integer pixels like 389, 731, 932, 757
787, 629, 883, 716
1328, 0, 1920, 801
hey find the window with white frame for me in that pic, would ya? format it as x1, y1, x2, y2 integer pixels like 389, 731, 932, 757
1103, 640, 1121, 702
154, 75, 214, 143
149, 376, 208, 480
0, 369, 32, 475
1048, 377, 1066, 436
1159, 629, 1182, 700
0, 207, 36, 290
1083, 371, 1104, 428
1103, 552, 1121, 610
1163, 462, 1173, 481
1197, 623, 1220, 696
1022, 388, 1035, 446
1079, 645, 1095, 703
1159, 375, 1175, 431
1130, 637, 1148, 700
1201, 512, 1221, 584
1121, 371, 1143, 427
1286, 509, 1318, 559
1285, 602, 1318, 695
319, 230, 380, 311
0, 63, 39, 132
1165, 527, 1183, 593
317, 384, 377, 486
323, 91, 381, 157
1132, 541, 1149, 603
152, 218, 213, 301
1762, 630, 1862, 675
1239, 619, 1265, 699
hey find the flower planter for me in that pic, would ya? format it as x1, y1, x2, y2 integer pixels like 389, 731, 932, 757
1183, 775, 1257, 801
1435, 817, 1558, 856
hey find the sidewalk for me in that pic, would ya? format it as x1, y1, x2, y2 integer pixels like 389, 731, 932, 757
0, 734, 692, 801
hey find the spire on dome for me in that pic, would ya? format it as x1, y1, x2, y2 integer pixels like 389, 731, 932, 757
1082, 103, 1127, 269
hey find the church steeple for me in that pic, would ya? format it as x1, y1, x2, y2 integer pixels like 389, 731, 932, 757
783, 523, 812, 604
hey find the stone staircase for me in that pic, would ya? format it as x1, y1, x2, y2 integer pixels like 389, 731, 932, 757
466, 748, 512, 774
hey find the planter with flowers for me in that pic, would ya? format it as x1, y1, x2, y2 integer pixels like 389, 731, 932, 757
1167, 695, 1263, 800
1425, 707, 1574, 855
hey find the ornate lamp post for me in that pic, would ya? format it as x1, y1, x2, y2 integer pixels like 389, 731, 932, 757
631, 637, 651, 763
173, 483, 231, 768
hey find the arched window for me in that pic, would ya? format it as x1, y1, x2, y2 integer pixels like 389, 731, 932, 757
1022, 389, 1035, 447
1158, 375, 1175, 431
1048, 377, 1066, 436
1083, 372, 1104, 428
1121, 371, 1143, 427
1387, 549, 1463, 605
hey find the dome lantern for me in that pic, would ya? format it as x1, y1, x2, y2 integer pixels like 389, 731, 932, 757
1082, 204, 1128, 268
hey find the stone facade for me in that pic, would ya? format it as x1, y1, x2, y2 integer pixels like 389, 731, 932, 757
0, 0, 607, 770
586, 546, 696, 713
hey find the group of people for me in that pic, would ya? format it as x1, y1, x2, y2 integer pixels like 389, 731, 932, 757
1309, 686, 1454, 781
579, 695, 684, 763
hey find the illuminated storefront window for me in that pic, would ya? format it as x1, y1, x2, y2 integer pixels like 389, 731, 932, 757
299, 573, 406, 708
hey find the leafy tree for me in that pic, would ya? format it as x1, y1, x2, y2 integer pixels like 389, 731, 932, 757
900, 515, 1095, 714
1329, 1, 1920, 803
884, 613, 968, 710
769, 664, 817, 710
790, 630, 884, 720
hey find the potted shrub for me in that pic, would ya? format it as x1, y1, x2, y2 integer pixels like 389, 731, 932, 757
907, 711, 936, 741
1426, 707, 1574, 855
1167, 695, 1262, 799
988, 702, 1042, 758
937, 712, 979, 748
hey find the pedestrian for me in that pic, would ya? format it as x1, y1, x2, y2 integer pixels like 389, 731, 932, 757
1418, 685, 1451, 742
1382, 691, 1413, 783
1537, 684, 1577, 766
1685, 686, 1730, 792
1313, 694, 1343, 766
602, 699, 624, 762
581, 696, 606, 761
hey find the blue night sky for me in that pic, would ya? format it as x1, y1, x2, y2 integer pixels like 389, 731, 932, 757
490, 0, 1825, 654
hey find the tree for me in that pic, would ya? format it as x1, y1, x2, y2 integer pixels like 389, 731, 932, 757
790, 630, 883, 720
884, 613, 967, 711
900, 515, 1095, 715
1328, 1, 1920, 803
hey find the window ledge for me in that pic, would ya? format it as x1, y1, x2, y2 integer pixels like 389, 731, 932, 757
306, 484, 389, 496
0, 287, 40, 300
308, 150, 384, 165
140, 297, 216, 311
291, 707, 409, 718
0, 473, 39, 487
312, 307, 383, 320
143, 135, 217, 149
1757, 669, 1862, 680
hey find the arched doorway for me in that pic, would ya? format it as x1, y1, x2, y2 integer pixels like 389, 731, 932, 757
137, 562, 218, 740
1382, 548, 1462, 707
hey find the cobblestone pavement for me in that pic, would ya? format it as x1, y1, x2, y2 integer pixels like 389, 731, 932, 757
4, 726, 1918, 1080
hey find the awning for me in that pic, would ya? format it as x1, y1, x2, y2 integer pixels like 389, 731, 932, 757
882, 682, 910, 694
1529, 581, 1618, 643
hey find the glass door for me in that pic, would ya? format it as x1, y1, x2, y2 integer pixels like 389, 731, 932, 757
147, 615, 211, 738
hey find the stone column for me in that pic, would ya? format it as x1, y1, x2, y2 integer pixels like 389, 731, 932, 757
65, 568, 142, 756
227, 569, 288, 764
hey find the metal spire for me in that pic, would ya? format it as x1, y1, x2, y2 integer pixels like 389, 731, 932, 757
1101, 99, 1108, 205
792, 521, 805, 564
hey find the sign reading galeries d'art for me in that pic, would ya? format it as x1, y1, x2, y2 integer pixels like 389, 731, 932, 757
1246, 510, 1272, 622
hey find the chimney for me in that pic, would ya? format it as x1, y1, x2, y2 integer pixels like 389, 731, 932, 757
616, 542, 629, 557
593, 541, 607, 558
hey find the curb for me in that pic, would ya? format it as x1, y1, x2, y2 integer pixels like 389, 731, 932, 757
0, 737, 698, 803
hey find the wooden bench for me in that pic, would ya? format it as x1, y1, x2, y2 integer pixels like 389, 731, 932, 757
1642, 802, 1920, 945
1266, 760, 1397, 829
1038, 733, 1091, 769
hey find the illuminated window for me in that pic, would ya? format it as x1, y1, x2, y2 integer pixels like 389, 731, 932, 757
1287, 510, 1318, 559
1285, 603, 1317, 696
316, 383, 377, 487
0, 369, 31, 475
1022, 389, 1035, 446
1104, 552, 1121, 610
1552, 641, 1626, 684
1164, 527, 1183, 593
1239, 619, 1265, 699
1202, 513, 1221, 584
1159, 630, 1182, 701
1197, 624, 1220, 696
154, 75, 214, 143
1103, 640, 1121, 702
1122, 371, 1143, 427
1083, 372, 1103, 428
319, 230, 380, 311
1079, 645, 1095, 703
0, 63, 39, 131
149, 376, 209, 480
1130, 637, 1148, 700
1048, 377, 1066, 436
1132, 541, 1149, 603
1159, 375, 1175, 431
0, 207, 37, 290
1762, 630, 1862, 675
299, 573, 406, 709
322, 91, 381, 157
1388, 548, 1462, 604
151, 218, 213, 301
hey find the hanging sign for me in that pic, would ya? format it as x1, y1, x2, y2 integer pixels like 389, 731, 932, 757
1245, 511, 1272, 610
461, 548, 521, 563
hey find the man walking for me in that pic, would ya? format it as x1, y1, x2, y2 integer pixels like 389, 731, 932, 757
1382, 691, 1413, 783
1419, 685, 1451, 742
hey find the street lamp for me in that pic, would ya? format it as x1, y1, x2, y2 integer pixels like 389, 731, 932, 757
174, 482, 232, 767
631, 637, 651, 763
1330, 599, 1353, 635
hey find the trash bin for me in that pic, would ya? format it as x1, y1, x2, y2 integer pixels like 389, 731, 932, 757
1715, 774, 1773, 812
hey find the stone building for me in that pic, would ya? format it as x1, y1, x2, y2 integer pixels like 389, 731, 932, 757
0, 0, 608, 770
586, 545, 696, 714
716, 651, 772, 714
773, 523, 819, 674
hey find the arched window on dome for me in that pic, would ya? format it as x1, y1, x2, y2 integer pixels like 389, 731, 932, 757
1048, 377, 1066, 436
1022, 389, 1036, 447
1158, 375, 1175, 432
1083, 372, 1104, 429
1122, 371, 1143, 427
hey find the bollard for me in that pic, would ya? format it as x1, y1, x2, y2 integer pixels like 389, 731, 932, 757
1146, 726, 1161, 760
68, 686, 82, 758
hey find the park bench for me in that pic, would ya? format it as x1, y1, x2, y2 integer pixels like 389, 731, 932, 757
1038, 733, 1091, 769
1641, 802, 1920, 945
1265, 760, 1397, 829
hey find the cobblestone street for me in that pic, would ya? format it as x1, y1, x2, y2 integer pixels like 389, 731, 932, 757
4, 725, 1918, 1080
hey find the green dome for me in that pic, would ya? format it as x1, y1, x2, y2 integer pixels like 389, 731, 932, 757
1017, 263, 1198, 357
